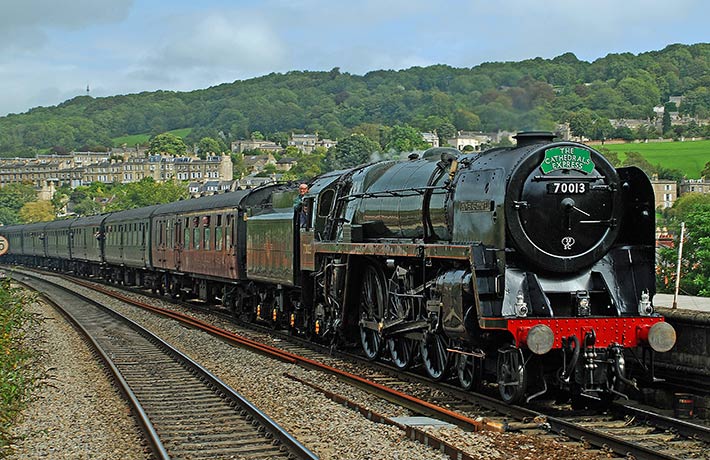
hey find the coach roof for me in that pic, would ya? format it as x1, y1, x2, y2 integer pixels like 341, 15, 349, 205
152, 190, 252, 216
104, 204, 163, 223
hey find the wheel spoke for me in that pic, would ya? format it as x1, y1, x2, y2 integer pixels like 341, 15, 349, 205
359, 264, 385, 360
420, 334, 451, 381
388, 336, 415, 369
497, 347, 527, 404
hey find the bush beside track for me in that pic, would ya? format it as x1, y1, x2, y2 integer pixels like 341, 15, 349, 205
0, 276, 44, 458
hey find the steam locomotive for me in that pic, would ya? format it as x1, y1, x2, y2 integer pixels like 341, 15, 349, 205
0, 132, 676, 405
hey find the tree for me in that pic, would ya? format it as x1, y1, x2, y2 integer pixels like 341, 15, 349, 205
0, 208, 19, 226
352, 123, 386, 146
662, 111, 672, 135
105, 177, 188, 211
197, 137, 223, 159
568, 110, 595, 138
0, 182, 37, 215
656, 188, 710, 297
148, 133, 188, 156
621, 151, 655, 176
591, 118, 614, 141
669, 193, 710, 221
678, 206, 710, 296
72, 197, 102, 217
19, 201, 55, 223
231, 154, 248, 180
702, 161, 710, 178
655, 164, 684, 182
612, 126, 634, 141
256, 163, 277, 177
268, 132, 289, 148
597, 148, 621, 167
284, 147, 326, 180
435, 122, 457, 145
384, 124, 429, 153
51, 185, 71, 216
326, 134, 380, 170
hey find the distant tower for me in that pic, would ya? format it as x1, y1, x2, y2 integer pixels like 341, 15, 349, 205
86, 84, 90, 95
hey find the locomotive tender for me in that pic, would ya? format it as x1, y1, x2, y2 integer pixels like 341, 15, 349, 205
0, 132, 676, 405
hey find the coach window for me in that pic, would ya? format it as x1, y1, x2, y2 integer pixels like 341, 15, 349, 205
193, 218, 201, 250
173, 221, 179, 247
215, 215, 223, 251
203, 216, 211, 250
225, 214, 234, 249
184, 225, 191, 249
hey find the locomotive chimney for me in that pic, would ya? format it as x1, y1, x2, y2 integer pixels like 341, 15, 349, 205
514, 131, 556, 147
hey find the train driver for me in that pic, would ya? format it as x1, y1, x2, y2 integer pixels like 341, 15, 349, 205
294, 183, 309, 227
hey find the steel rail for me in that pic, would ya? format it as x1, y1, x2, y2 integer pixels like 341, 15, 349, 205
64, 274, 495, 432
16, 278, 172, 460
15, 272, 318, 460
18, 267, 708, 460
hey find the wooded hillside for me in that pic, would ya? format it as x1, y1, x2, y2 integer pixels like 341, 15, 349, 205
1, 43, 708, 155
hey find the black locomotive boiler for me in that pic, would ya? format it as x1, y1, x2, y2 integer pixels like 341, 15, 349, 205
0, 132, 676, 405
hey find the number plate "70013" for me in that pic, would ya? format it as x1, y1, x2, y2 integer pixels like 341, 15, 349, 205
546, 182, 587, 194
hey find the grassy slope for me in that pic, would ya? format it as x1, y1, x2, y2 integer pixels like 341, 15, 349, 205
112, 127, 192, 147
601, 139, 710, 178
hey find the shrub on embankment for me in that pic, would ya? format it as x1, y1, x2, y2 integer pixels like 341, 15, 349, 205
0, 278, 43, 457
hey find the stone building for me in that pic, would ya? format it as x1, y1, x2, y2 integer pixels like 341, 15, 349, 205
446, 131, 492, 151
650, 174, 677, 209
231, 139, 283, 154
287, 133, 337, 153
421, 132, 439, 148
680, 177, 710, 195
80, 154, 231, 185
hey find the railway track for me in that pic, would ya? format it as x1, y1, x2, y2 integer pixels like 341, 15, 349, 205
12, 267, 710, 460
14, 272, 318, 460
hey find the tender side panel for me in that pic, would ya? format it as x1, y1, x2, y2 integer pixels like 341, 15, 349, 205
246, 211, 295, 286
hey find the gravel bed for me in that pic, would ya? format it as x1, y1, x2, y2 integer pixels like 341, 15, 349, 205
6, 292, 149, 460
44, 273, 606, 459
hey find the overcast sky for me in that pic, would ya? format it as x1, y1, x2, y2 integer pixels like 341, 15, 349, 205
1, 0, 708, 116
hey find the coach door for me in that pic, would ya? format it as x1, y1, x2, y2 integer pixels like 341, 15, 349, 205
174, 217, 182, 271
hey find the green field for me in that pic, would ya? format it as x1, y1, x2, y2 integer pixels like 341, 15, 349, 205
601, 139, 710, 179
112, 127, 192, 147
